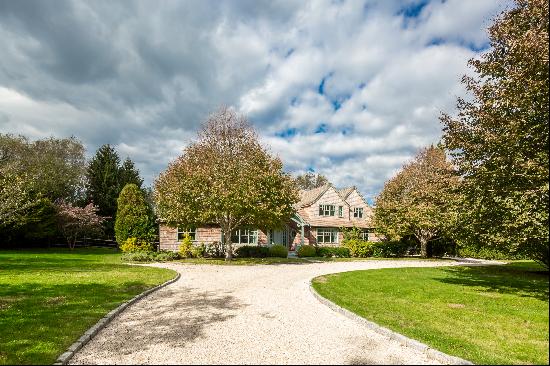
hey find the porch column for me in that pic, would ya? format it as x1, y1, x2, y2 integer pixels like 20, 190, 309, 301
300, 224, 304, 245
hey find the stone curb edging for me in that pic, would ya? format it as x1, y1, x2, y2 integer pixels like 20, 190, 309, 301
53, 271, 182, 365
309, 283, 474, 365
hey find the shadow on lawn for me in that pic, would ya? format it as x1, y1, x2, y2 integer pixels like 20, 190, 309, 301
436, 264, 549, 302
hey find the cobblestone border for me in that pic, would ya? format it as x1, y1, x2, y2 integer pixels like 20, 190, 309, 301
309, 282, 474, 365
53, 272, 181, 365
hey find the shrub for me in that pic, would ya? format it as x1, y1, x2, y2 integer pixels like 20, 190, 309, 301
297, 245, 317, 257
457, 246, 526, 260
370, 241, 409, 258
316, 246, 350, 258
155, 250, 180, 262
121, 251, 152, 262
204, 241, 225, 258
235, 245, 269, 258
115, 184, 155, 244
342, 239, 373, 258
120, 237, 154, 253
190, 243, 206, 258
178, 234, 193, 258
268, 244, 288, 258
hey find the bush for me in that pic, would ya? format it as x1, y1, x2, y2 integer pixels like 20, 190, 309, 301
120, 237, 154, 253
190, 243, 206, 258
316, 246, 350, 258
297, 245, 317, 257
457, 246, 526, 260
178, 234, 194, 258
115, 184, 155, 244
121, 251, 152, 262
342, 239, 373, 258
268, 244, 288, 258
235, 245, 269, 258
204, 241, 225, 258
154, 250, 180, 262
370, 241, 409, 258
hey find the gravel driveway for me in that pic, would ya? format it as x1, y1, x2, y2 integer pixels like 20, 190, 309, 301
70, 259, 466, 365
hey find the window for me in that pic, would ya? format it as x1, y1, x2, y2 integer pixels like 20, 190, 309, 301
319, 204, 335, 216
317, 228, 339, 244
353, 207, 363, 218
360, 230, 369, 241
338, 206, 343, 217
177, 227, 196, 241
231, 229, 258, 245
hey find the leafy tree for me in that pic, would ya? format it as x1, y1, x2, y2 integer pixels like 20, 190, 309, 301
440, 0, 549, 266
0, 171, 37, 228
374, 146, 460, 258
55, 201, 104, 249
115, 183, 155, 244
294, 172, 329, 190
154, 107, 299, 260
0, 134, 86, 203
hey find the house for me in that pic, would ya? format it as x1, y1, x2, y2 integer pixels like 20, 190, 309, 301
158, 183, 378, 252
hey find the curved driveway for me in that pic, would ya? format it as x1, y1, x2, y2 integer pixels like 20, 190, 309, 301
70, 259, 466, 365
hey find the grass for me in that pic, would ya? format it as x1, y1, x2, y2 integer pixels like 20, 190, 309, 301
0, 247, 176, 365
311, 261, 549, 365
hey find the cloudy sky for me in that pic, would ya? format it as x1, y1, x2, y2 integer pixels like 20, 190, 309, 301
0, 0, 505, 202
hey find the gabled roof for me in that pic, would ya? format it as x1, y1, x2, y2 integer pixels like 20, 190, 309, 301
296, 183, 331, 208
336, 186, 355, 200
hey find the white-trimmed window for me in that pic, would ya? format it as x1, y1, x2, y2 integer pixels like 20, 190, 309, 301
338, 206, 343, 217
360, 230, 369, 241
317, 228, 339, 244
319, 204, 335, 216
231, 229, 258, 245
177, 227, 196, 241
353, 207, 363, 218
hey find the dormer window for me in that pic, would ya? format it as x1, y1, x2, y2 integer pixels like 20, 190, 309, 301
353, 207, 363, 218
319, 204, 335, 216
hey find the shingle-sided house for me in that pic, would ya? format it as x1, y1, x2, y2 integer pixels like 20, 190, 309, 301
158, 183, 378, 252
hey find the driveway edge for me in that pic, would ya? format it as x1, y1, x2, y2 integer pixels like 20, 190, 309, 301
53, 271, 181, 365
309, 283, 473, 365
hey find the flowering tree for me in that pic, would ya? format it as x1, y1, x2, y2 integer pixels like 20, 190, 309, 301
154, 107, 299, 260
56, 201, 105, 249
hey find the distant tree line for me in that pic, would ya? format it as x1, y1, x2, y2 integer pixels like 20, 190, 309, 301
0, 135, 153, 248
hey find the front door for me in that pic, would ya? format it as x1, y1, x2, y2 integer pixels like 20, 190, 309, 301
272, 227, 289, 248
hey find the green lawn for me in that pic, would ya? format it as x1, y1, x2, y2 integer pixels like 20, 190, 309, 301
311, 261, 549, 365
0, 247, 176, 365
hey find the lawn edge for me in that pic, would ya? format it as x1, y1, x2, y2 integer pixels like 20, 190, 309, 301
53, 270, 181, 365
308, 281, 474, 365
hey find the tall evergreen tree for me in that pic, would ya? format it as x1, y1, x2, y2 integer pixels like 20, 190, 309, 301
119, 158, 143, 189
86, 145, 121, 236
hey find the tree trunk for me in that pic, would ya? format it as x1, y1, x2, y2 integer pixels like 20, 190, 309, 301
224, 228, 233, 261
419, 237, 430, 258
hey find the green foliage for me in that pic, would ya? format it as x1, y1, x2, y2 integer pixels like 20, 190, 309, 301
374, 146, 460, 257
297, 245, 317, 257
115, 184, 155, 244
190, 243, 206, 258
121, 250, 180, 262
154, 107, 299, 260
119, 237, 154, 253
178, 234, 194, 258
86, 145, 143, 237
268, 244, 288, 258
316, 246, 351, 258
457, 245, 526, 261
294, 172, 329, 190
370, 241, 409, 258
342, 239, 373, 258
203, 241, 226, 258
235, 245, 269, 258
440, 0, 549, 267
18, 198, 58, 242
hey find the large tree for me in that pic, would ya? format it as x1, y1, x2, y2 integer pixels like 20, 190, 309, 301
294, 172, 329, 190
56, 201, 104, 249
0, 134, 86, 203
440, 0, 549, 266
374, 146, 460, 258
154, 107, 299, 260
86, 145, 143, 237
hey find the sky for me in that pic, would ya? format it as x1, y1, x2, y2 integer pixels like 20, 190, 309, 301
0, 0, 506, 202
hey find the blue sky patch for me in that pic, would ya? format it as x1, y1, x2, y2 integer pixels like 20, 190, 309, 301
398, 0, 429, 18
318, 72, 334, 95
314, 123, 328, 134
275, 128, 298, 138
